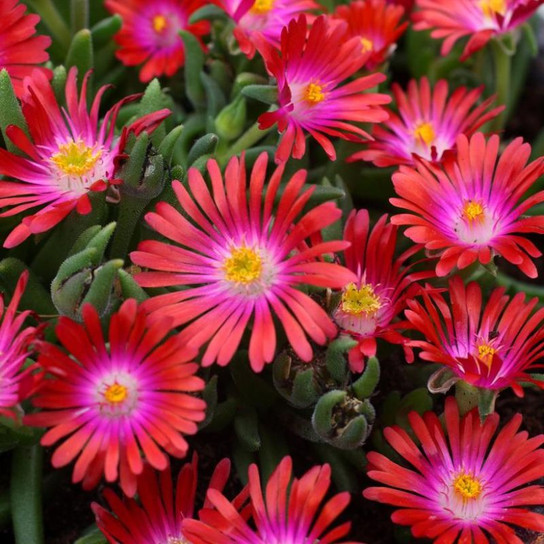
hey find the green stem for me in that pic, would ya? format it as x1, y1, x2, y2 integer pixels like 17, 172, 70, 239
224, 122, 273, 160
71, 0, 89, 34
490, 38, 512, 131
28, 0, 71, 48
11, 445, 44, 544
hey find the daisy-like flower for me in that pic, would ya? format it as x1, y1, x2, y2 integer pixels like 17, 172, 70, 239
93, 455, 231, 543
216, 0, 320, 58
0, 67, 170, 248
257, 15, 391, 163
413, 0, 544, 60
0, 271, 41, 420
105, 0, 210, 82
349, 78, 504, 166
364, 396, 544, 543
182, 456, 361, 544
0, 0, 51, 97
24, 299, 206, 497
131, 153, 356, 372
333, 210, 429, 372
405, 276, 544, 396
390, 132, 544, 278
333, 0, 408, 71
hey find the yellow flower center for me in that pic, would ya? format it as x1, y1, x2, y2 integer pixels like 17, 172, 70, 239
481, 0, 506, 17
167, 538, 190, 544
463, 200, 485, 224
361, 37, 374, 53
304, 82, 326, 105
453, 473, 482, 500
224, 246, 263, 284
477, 343, 496, 367
50, 140, 101, 176
152, 14, 168, 33
251, 0, 274, 14
104, 383, 128, 404
341, 283, 381, 317
413, 121, 435, 146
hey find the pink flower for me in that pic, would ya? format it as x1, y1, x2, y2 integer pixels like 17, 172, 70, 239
24, 299, 206, 497
349, 77, 503, 166
365, 396, 544, 543
257, 15, 391, 162
390, 133, 544, 278
0, 67, 170, 248
131, 153, 356, 372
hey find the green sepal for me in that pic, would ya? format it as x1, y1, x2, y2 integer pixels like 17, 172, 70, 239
117, 269, 148, 303
139, 79, 170, 144
0, 69, 28, 155
90, 14, 122, 48
69, 222, 116, 262
51, 65, 67, 103
74, 526, 107, 544
331, 414, 369, 449
189, 4, 227, 24
272, 353, 319, 408
215, 95, 247, 142
79, 259, 124, 317
187, 133, 219, 166
118, 133, 150, 188
325, 337, 357, 383
201, 71, 226, 119
478, 389, 498, 421
234, 407, 261, 452
68, 225, 103, 256
312, 389, 346, 439
242, 84, 279, 105
158, 125, 184, 163
352, 356, 380, 400
65, 29, 94, 83
179, 30, 206, 110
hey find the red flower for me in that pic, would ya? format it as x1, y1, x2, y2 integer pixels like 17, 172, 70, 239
24, 300, 206, 497
365, 396, 544, 543
0, 0, 51, 97
405, 276, 544, 396
132, 153, 355, 372
105, 0, 210, 82
390, 133, 544, 278
93, 455, 231, 543
333, 0, 408, 71
257, 15, 390, 162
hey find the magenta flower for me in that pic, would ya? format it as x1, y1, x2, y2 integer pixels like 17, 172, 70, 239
131, 153, 356, 372
365, 396, 544, 543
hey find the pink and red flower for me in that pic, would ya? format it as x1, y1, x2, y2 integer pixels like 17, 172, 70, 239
390, 133, 544, 278
257, 15, 391, 162
216, 0, 320, 58
365, 396, 544, 543
333, 0, 408, 71
24, 299, 206, 497
333, 210, 429, 372
349, 78, 503, 166
0, 67, 169, 248
0, 271, 41, 420
0, 0, 51, 97
93, 455, 231, 543
405, 276, 544, 396
105, 0, 210, 82
413, 0, 544, 60
131, 153, 355, 372
183, 456, 360, 544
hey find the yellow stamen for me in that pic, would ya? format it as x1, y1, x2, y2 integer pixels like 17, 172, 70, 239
50, 140, 101, 176
480, 0, 506, 17
477, 343, 496, 368
304, 82, 326, 105
152, 14, 168, 33
250, 0, 274, 14
224, 246, 263, 284
413, 121, 435, 146
361, 37, 374, 53
463, 200, 485, 224
341, 283, 381, 317
104, 383, 128, 404
453, 473, 482, 500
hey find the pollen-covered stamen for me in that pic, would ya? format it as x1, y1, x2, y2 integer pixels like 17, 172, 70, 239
51, 140, 102, 177
477, 343, 496, 368
166, 537, 190, 544
463, 200, 485, 224
152, 14, 168, 33
97, 372, 138, 417
453, 473, 482, 500
480, 0, 506, 18
341, 283, 381, 317
304, 82, 326, 105
224, 246, 263, 284
104, 383, 128, 404
361, 37, 374, 53
413, 121, 435, 146
250, 0, 274, 14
